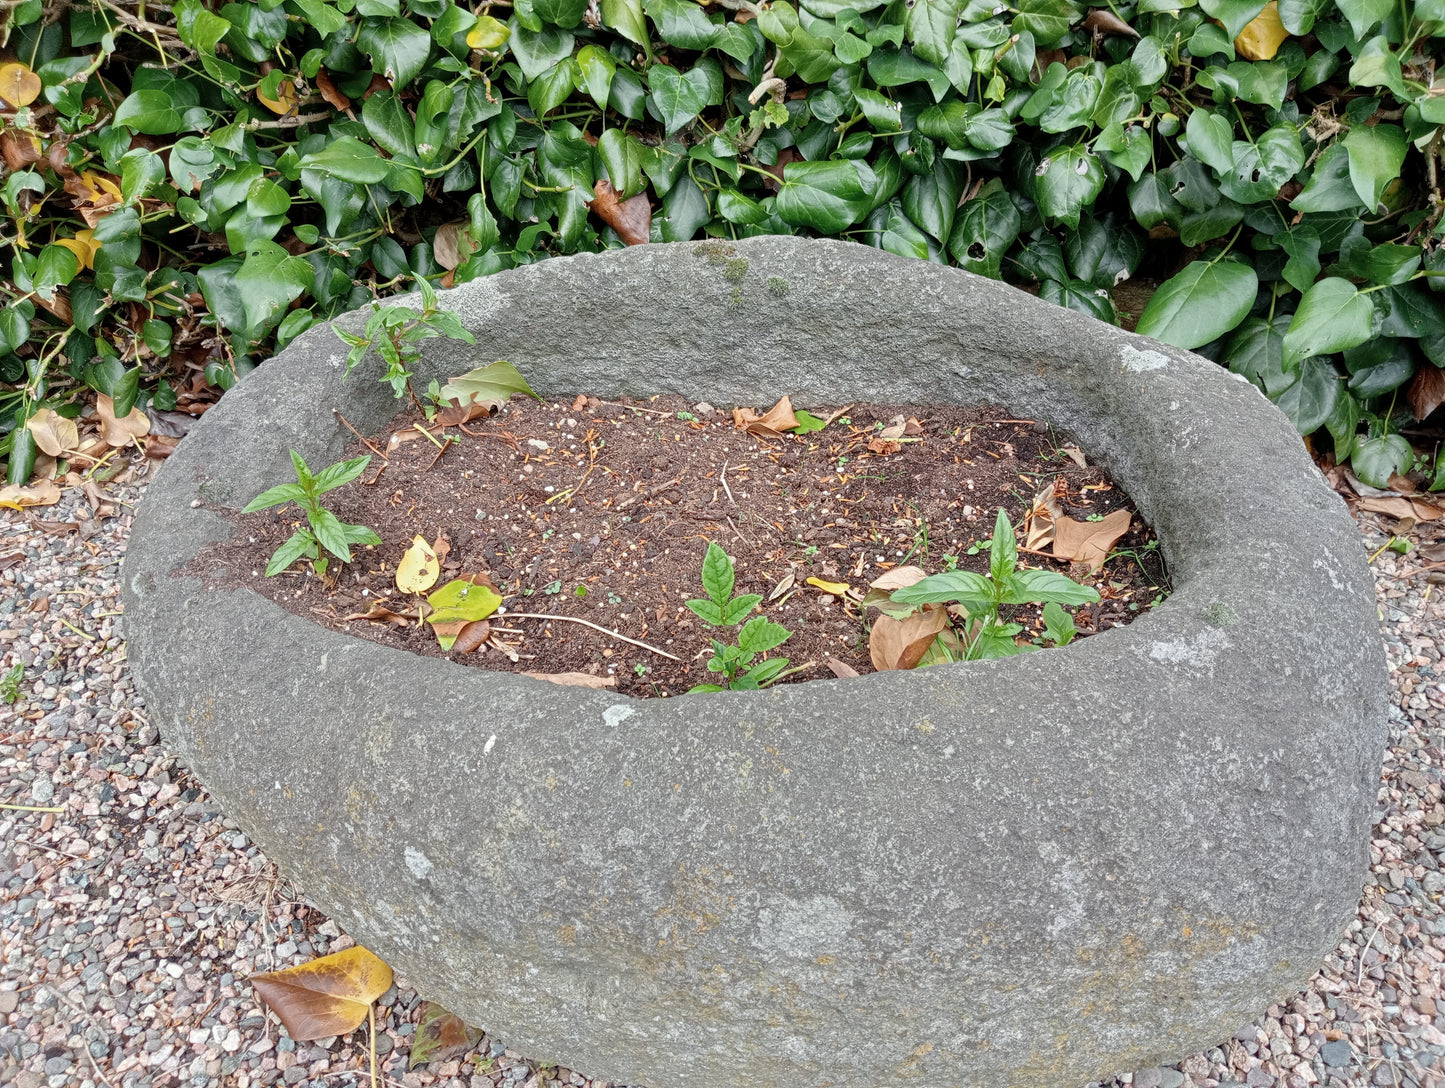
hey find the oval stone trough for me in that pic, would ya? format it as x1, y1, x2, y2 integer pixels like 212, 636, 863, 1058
123, 237, 1387, 1088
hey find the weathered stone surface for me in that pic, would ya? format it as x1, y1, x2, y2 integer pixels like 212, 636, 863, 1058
123, 238, 1387, 1088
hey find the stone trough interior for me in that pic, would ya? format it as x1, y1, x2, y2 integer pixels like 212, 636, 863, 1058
122, 237, 1387, 1088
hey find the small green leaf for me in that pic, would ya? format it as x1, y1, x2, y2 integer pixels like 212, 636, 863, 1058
356, 16, 433, 90
989, 507, 1016, 584
1135, 260, 1257, 350
1283, 278, 1373, 368
300, 135, 394, 184
1271, 356, 1339, 434
243, 482, 309, 513
1350, 434, 1412, 488
700, 541, 735, 606
1185, 109, 1234, 172
1343, 123, 1406, 213
265, 529, 318, 577
1033, 145, 1105, 230
314, 455, 372, 494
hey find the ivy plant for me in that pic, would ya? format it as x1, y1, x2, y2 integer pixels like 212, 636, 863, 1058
0, 0, 1442, 488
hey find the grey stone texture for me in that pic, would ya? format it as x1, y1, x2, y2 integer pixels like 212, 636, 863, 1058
123, 238, 1387, 1088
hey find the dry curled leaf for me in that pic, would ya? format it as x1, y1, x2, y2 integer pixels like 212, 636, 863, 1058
25, 409, 79, 458
1358, 497, 1445, 522
342, 601, 414, 627
432, 221, 477, 271
97, 394, 151, 446
1060, 446, 1087, 468
1409, 363, 1445, 421
0, 62, 41, 108
732, 395, 799, 438
869, 606, 949, 672
450, 620, 491, 654
0, 129, 41, 172
315, 69, 352, 112
397, 535, 440, 594
867, 437, 901, 455
1082, 9, 1139, 37
522, 671, 618, 688
825, 658, 860, 679
589, 179, 651, 246
410, 1001, 484, 1069
1051, 509, 1131, 572
250, 947, 393, 1042
1025, 487, 1063, 551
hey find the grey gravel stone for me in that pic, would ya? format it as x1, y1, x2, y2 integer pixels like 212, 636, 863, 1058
1319, 1040, 1353, 1067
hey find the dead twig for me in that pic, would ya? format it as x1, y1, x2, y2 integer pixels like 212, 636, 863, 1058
502, 612, 680, 661
333, 410, 388, 462
720, 460, 735, 504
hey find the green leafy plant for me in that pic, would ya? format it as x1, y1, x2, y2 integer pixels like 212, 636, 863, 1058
686, 541, 793, 692
334, 280, 476, 399
0, 662, 24, 705
242, 452, 381, 577
887, 508, 1099, 661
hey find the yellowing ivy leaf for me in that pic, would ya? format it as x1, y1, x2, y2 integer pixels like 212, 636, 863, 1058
438, 361, 542, 416
1235, 1, 1288, 61
466, 15, 511, 49
805, 577, 850, 596
258, 79, 298, 115
250, 947, 393, 1042
397, 535, 440, 593
0, 63, 41, 108
54, 230, 100, 271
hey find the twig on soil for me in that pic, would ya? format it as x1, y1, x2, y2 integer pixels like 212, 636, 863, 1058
596, 399, 674, 417
502, 612, 681, 660
333, 410, 388, 462
458, 424, 522, 453
720, 461, 735, 504
726, 515, 750, 547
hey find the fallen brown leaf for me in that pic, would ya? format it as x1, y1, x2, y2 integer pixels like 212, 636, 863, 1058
250, 947, 393, 1042
451, 620, 491, 654
1024, 486, 1062, 552
1051, 509, 1131, 572
143, 435, 180, 459
521, 671, 618, 688
878, 415, 909, 441
1083, 8, 1140, 36
732, 395, 799, 438
1060, 446, 1087, 468
1409, 362, 1445, 421
1358, 497, 1445, 522
29, 517, 78, 535
409, 1001, 484, 1069
97, 394, 151, 446
825, 658, 860, 678
0, 480, 61, 509
315, 68, 352, 112
0, 129, 40, 172
431, 402, 489, 428
869, 605, 948, 671
432, 221, 477, 271
869, 565, 928, 591
25, 409, 79, 457
342, 601, 413, 627
867, 437, 901, 455
589, 179, 651, 246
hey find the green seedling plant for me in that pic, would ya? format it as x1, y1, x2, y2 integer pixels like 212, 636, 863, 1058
333, 279, 476, 400
243, 452, 381, 577
0, 662, 23, 705
686, 542, 794, 693
888, 509, 1100, 662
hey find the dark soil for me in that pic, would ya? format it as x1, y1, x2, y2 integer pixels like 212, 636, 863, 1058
203, 394, 1168, 698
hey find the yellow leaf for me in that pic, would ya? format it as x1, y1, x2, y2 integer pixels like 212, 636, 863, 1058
0, 63, 41, 108
397, 535, 440, 594
805, 577, 850, 596
1235, 1, 1288, 61
258, 79, 298, 115
54, 230, 100, 271
250, 947, 393, 1042
25, 409, 80, 457
466, 15, 511, 49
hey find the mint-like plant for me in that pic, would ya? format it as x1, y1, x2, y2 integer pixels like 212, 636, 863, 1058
685, 542, 793, 693
243, 451, 381, 577
333, 279, 476, 400
887, 508, 1100, 662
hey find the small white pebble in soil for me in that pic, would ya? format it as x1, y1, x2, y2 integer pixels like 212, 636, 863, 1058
544, 486, 555, 493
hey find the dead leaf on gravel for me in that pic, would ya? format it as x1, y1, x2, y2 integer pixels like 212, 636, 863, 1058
1051, 509, 1131, 572
29, 517, 78, 535
342, 601, 414, 627
25, 409, 79, 457
522, 671, 618, 688
98, 394, 151, 446
145, 408, 195, 439
386, 429, 427, 452
867, 437, 901, 455
1410, 364, 1445, 420
1025, 487, 1063, 551
250, 946, 393, 1042
1358, 497, 1445, 522
825, 658, 859, 678
0, 480, 61, 509
878, 415, 909, 441
732, 395, 798, 438
143, 435, 180, 459
588, 179, 651, 246
869, 605, 948, 671
432, 402, 489, 428
409, 1001, 484, 1069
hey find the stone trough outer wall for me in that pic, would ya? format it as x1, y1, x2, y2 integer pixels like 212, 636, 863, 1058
122, 238, 1387, 1088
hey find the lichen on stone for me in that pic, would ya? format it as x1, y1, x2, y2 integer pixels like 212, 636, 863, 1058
766, 276, 790, 297
724, 257, 750, 283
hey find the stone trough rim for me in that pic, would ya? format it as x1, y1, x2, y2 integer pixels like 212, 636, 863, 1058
122, 236, 1385, 1088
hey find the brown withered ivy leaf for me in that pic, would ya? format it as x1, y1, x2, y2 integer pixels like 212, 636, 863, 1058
588, 179, 651, 246
869, 606, 949, 672
97, 394, 151, 446
733, 395, 799, 437
315, 68, 352, 113
1083, 9, 1140, 36
409, 1002, 485, 1069
1051, 509, 1131, 572
1409, 362, 1445, 421
250, 947, 393, 1042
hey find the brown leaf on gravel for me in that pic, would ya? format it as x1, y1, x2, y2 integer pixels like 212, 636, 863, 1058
825, 658, 860, 678
869, 605, 948, 671
450, 620, 491, 654
522, 671, 618, 688
409, 1001, 484, 1069
143, 435, 180, 459
1358, 497, 1445, 522
589, 179, 651, 246
432, 402, 489, 428
732, 395, 799, 438
867, 437, 901, 455
29, 517, 78, 535
1409, 363, 1445, 421
316, 69, 352, 113
25, 409, 79, 457
0, 553, 22, 570
1051, 509, 1131, 572
1083, 9, 1140, 36
250, 947, 393, 1042
0, 480, 61, 510
98, 394, 151, 446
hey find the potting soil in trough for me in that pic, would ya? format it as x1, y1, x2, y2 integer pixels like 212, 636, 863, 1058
203, 394, 1168, 697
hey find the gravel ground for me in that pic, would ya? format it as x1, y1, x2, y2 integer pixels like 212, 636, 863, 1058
1, 457, 1442, 1088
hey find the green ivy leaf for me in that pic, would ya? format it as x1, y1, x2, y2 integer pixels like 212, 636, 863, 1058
356, 16, 433, 90
576, 45, 617, 109
1271, 356, 1339, 434
1185, 109, 1234, 173
1283, 278, 1373, 367
1290, 144, 1364, 213
948, 184, 1021, 278
600, 0, 648, 46
776, 159, 876, 233
507, 20, 574, 78
1343, 123, 1406, 213
905, 0, 961, 67
112, 89, 182, 134
1226, 314, 1292, 395
234, 240, 316, 335
1198, 0, 1266, 38
648, 63, 711, 135
1033, 144, 1105, 230
1350, 433, 1412, 488
299, 135, 394, 184
1136, 260, 1257, 349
